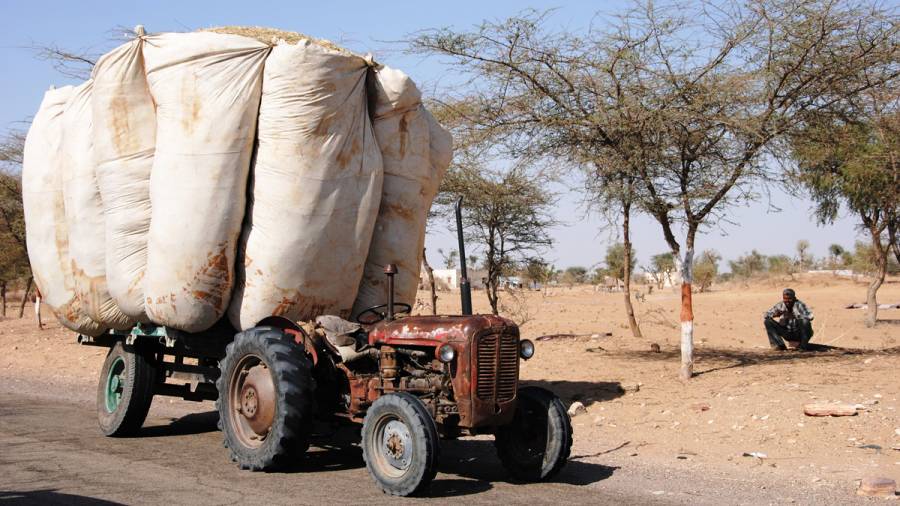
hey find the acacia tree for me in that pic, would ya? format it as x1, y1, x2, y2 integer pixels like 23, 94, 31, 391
604, 243, 638, 289
791, 94, 898, 326
413, 0, 897, 378
693, 250, 721, 292
0, 131, 30, 316
649, 252, 676, 288
434, 164, 555, 315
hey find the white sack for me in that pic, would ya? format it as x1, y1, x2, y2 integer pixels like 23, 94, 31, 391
92, 36, 155, 321
23, 86, 106, 336
351, 67, 452, 317
227, 41, 383, 330
61, 81, 134, 330
143, 32, 269, 332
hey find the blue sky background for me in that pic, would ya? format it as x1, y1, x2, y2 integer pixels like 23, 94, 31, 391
0, 0, 863, 271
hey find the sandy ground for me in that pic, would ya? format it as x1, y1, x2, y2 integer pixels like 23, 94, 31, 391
1, 274, 898, 502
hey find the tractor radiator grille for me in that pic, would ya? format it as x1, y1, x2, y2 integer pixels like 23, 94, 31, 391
475, 333, 518, 402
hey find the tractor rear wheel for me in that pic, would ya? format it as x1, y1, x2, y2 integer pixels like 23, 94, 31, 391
495, 386, 572, 481
361, 393, 440, 496
217, 327, 313, 471
96, 341, 156, 437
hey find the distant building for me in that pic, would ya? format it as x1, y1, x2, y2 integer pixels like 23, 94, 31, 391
420, 267, 488, 290
641, 268, 682, 288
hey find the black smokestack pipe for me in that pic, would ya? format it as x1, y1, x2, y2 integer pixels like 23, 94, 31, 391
456, 197, 473, 315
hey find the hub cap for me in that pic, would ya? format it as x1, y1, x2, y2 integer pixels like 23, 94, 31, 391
104, 356, 126, 413
228, 356, 276, 448
376, 418, 413, 475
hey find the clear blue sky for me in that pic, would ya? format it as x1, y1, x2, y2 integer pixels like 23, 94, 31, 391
1, 0, 863, 271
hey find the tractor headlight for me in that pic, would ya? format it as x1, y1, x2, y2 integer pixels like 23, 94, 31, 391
519, 339, 535, 360
437, 344, 456, 363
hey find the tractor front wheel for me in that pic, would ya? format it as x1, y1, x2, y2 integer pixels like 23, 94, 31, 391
361, 393, 440, 496
495, 386, 572, 481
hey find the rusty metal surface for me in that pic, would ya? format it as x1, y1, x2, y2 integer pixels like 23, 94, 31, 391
366, 314, 513, 347
240, 364, 276, 436
365, 314, 520, 429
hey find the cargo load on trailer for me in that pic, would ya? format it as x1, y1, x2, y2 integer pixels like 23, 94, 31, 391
22, 26, 452, 335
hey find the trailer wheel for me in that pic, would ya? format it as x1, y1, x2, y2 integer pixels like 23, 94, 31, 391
96, 341, 156, 437
361, 392, 440, 496
217, 327, 313, 471
495, 386, 572, 481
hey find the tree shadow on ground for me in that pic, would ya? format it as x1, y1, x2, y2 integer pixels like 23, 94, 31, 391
520, 380, 625, 408
139, 410, 219, 437
0, 489, 123, 505
600, 345, 900, 377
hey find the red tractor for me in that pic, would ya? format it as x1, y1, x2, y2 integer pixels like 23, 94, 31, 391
81, 206, 572, 496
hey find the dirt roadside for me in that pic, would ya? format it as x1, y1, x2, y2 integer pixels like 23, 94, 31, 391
0, 275, 898, 503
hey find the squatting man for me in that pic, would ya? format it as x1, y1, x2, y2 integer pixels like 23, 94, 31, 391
764, 288, 814, 351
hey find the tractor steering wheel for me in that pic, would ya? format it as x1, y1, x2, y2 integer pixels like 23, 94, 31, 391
355, 303, 412, 325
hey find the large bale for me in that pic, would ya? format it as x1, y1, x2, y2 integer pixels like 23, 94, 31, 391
61, 81, 134, 330
91, 33, 155, 322
351, 67, 452, 317
142, 32, 270, 332
22, 86, 106, 336
227, 39, 383, 330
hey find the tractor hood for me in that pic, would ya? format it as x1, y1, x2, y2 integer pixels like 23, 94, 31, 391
367, 314, 516, 348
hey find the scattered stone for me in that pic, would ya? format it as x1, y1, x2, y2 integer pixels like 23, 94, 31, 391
567, 401, 587, 417
650, 343, 661, 353
803, 402, 859, 417
895, 428, 900, 437
857, 477, 896, 497
692, 402, 711, 412
857, 444, 883, 453
620, 382, 641, 393
743, 452, 767, 459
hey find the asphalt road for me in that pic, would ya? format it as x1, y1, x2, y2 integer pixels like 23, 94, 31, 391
0, 392, 643, 505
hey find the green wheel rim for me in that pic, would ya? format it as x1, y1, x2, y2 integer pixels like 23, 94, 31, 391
105, 356, 126, 413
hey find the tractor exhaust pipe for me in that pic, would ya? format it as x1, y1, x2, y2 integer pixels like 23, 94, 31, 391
456, 197, 473, 315
384, 263, 397, 321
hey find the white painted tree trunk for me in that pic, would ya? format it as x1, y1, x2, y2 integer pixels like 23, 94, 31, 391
679, 248, 695, 380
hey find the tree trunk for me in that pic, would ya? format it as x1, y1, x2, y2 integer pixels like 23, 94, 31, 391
865, 233, 888, 328
0, 282, 6, 317
488, 278, 499, 315
889, 220, 900, 266
421, 249, 438, 315
18, 277, 32, 318
679, 248, 695, 380
622, 201, 642, 337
